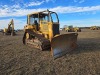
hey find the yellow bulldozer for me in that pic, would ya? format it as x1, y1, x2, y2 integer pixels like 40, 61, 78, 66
62, 25, 69, 32
90, 26, 99, 30
23, 10, 78, 59
3, 19, 15, 36
73, 27, 81, 32
62, 25, 81, 32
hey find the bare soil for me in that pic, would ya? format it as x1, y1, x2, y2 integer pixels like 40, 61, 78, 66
0, 29, 100, 75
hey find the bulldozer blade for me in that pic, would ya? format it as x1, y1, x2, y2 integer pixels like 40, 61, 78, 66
51, 33, 78, 59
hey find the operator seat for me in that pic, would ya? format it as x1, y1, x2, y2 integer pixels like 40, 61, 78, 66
34, 20, 39, 31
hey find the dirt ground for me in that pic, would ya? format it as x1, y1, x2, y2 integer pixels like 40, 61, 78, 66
0, 29, 100, 75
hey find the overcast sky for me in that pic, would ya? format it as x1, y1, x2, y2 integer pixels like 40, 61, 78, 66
0, 0, 100, 29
